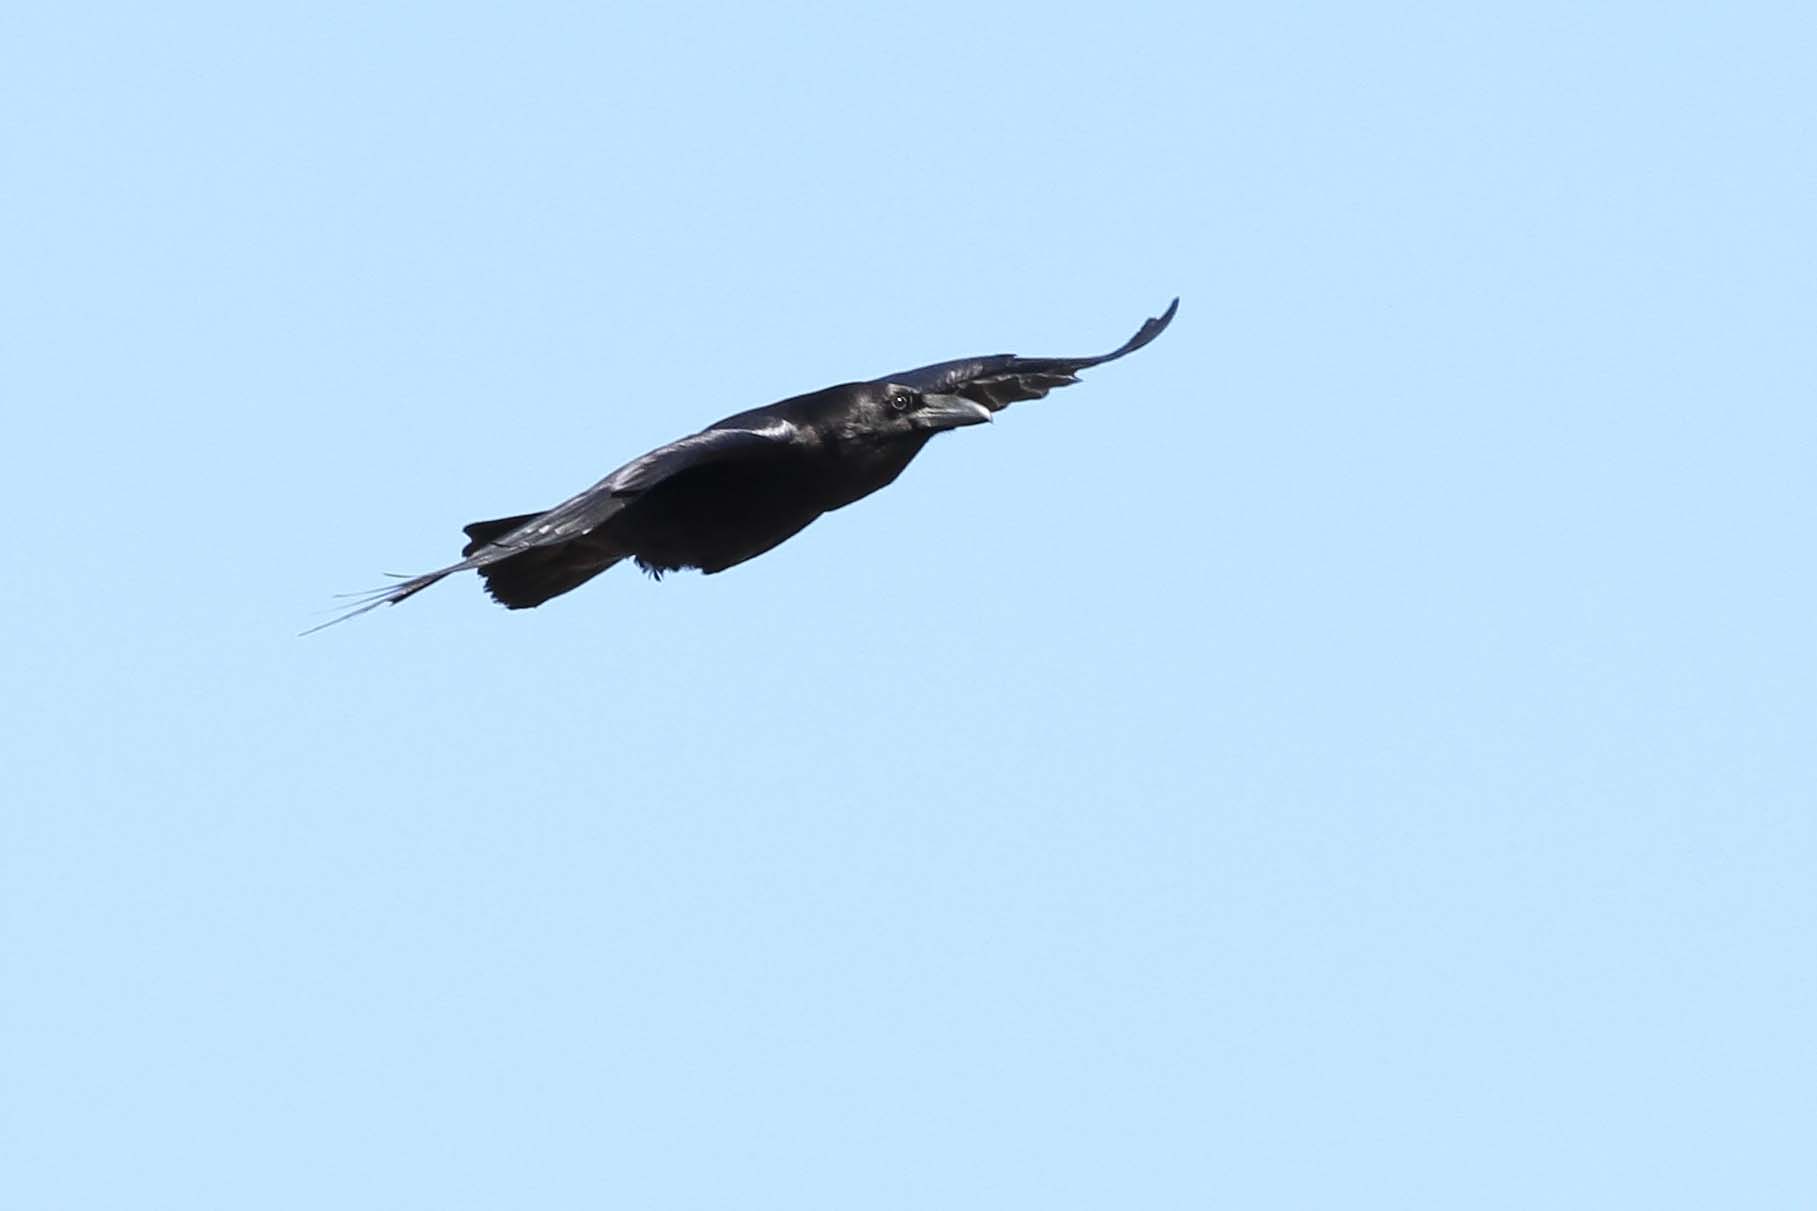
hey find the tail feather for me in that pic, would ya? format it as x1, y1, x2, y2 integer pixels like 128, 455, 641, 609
462, 510, 623, 604
476, 544, 623, 609
461, 512, 545, 556
307, 511, 624, 633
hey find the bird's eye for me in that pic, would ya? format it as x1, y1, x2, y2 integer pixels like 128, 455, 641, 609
889, 392, 915, 413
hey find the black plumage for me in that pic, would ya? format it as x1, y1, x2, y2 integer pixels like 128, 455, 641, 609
313, 300, 1176, 630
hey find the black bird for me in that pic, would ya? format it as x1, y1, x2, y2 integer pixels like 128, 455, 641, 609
313, 300, 1177, 630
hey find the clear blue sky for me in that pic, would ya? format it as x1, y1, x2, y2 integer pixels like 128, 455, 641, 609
5, 3, 1812, 1207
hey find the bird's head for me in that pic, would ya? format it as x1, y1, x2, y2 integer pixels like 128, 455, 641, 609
831, 382, 993, 443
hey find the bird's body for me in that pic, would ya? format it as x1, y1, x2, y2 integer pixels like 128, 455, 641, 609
314, 300, 1176, 630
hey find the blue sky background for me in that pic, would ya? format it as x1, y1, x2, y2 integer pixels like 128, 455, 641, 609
4, 3, 1812, 1207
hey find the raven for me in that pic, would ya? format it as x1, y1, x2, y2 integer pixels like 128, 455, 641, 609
313, 300, 1177, 630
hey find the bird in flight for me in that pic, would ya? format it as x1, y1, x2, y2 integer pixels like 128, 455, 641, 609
312, 300, 1177, 631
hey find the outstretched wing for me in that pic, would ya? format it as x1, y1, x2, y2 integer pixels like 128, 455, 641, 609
307, 421, 803, 632
502, 420, 805, 546
876, 298, 1177, 412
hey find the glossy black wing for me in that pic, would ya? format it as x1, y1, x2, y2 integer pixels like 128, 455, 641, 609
876, 298, 1177, 412
307, 421, 804, 632
518, 420, 806, 544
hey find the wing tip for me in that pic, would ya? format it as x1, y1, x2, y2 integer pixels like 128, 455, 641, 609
1082, 297, 1180, 367
1117, 297, 1179, 358
299, 567, 457, 635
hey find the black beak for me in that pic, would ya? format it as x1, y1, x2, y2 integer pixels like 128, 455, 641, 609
915, 393, 993, 431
